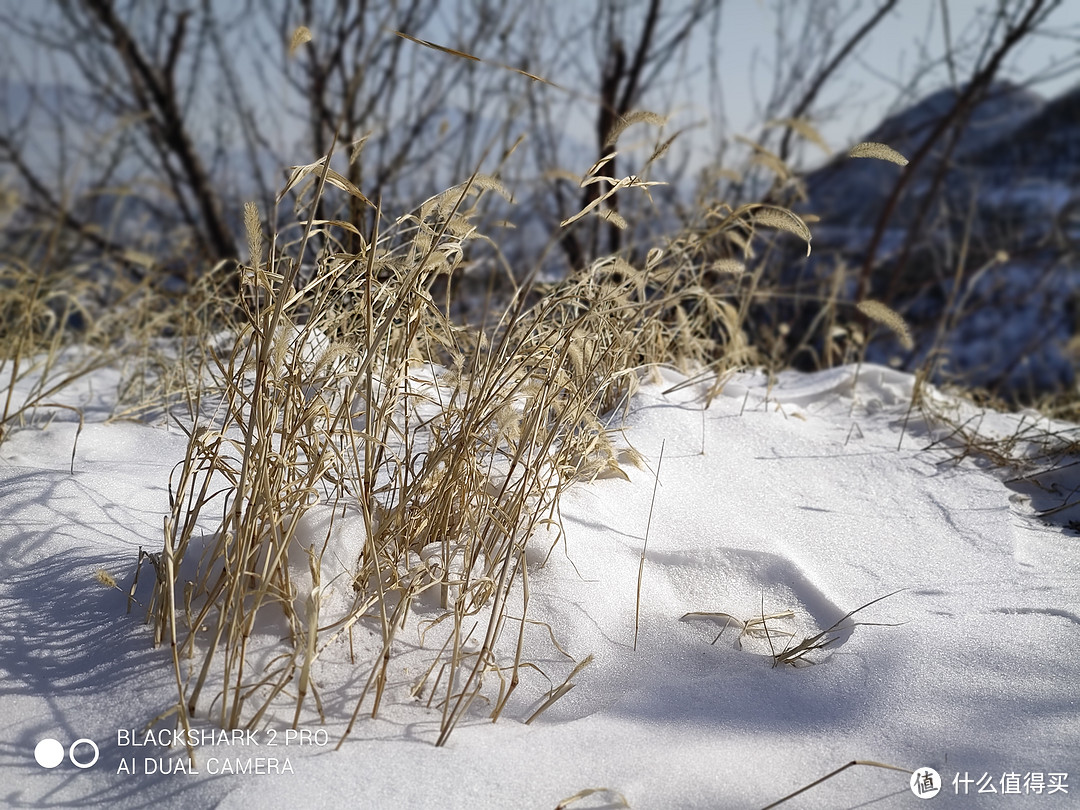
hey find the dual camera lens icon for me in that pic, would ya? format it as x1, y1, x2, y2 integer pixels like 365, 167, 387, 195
35, 738, 99, 769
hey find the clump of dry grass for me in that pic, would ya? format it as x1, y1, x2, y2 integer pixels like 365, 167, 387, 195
0, 231, 110, 440
136, 124, 802, 753
0, 192, 235, 443
0, 108, 785, 751
767, 589, 905, 668
682, 589, 904, 669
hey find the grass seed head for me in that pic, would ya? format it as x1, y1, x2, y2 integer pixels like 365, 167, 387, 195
95, 568, 118, 589
857, 299, 914, 350
848, 141, 909, 166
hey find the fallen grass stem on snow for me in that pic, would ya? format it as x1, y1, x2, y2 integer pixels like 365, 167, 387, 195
635, 440, 664, 651
761, 759, 914, 808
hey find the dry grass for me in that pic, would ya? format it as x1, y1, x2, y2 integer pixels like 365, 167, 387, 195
0, 109, 810, 751
762, 760, 914, 809
681, 589, 904, 669
0, 205, 237, 443
766, 589, 905, 669
116, 126, 793, 753
0, 247, 107, 437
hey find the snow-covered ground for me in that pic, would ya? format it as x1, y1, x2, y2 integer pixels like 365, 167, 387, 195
1, 358, 1077, 808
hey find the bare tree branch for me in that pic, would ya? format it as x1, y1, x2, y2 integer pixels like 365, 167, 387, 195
855, 0, 1060, 305
78, 0, 236, 264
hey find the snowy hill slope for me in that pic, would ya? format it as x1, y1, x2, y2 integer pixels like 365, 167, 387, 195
1, 358, 1077, 808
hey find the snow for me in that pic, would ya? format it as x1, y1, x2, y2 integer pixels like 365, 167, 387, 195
1, 357, 1078, 808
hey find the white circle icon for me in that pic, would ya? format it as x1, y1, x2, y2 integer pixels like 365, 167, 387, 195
69, 739, 100, 769
910, 767, 942, 799
34, 739, 65, 769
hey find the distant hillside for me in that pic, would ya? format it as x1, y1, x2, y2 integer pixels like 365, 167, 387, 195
803, 80, 1047, 229
786, 80, 1080, 397
966, 84, 1080, 183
